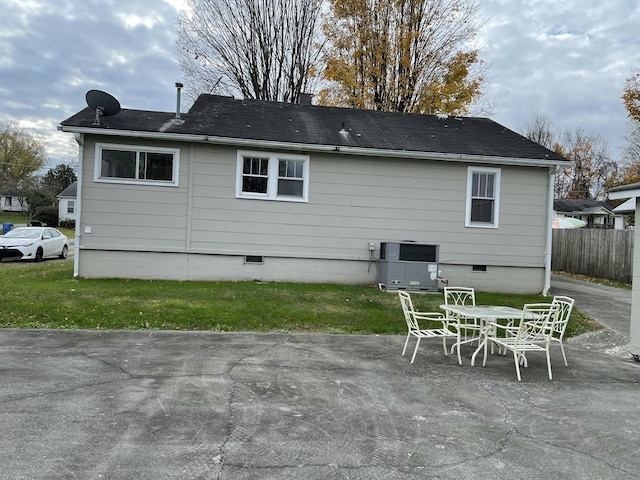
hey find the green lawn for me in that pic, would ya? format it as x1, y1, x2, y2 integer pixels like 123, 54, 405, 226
0, 260, 601, 336
0, 211, 27, 226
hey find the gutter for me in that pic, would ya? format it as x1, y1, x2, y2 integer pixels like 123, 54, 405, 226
57, 125, 570, 169
72, 132, 84, 278
543, 165, 562, 296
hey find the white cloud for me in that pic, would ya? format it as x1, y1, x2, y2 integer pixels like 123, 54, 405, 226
0, 0, 184, 164
478, 0, 640, 154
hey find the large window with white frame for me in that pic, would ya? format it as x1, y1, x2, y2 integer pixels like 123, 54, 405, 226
94, 143, 180, 186
465, 166, 501, 228
236, 150, 309, 202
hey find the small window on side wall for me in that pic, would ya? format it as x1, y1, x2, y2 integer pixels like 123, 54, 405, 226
236, 150, 309, 202
95, 143, 179, 186
465, 166, 501, 228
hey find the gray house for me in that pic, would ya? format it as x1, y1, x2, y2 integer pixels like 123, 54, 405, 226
58, 94, 569, 294
553, 198, 624, 230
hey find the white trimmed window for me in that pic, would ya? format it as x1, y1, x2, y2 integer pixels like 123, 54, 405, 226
465, 166, 501, 228
236, 150, 309, 202
67, 200, 75, 214
94, 143, 179, 186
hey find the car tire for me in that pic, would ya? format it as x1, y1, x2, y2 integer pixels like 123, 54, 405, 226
59, 245, 68, 259
35, 248, 44, 262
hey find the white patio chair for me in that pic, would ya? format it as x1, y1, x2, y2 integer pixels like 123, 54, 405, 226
444, 287, 482, 355
482, 303, 560, 381
549, 296, 575, 366
398, 291, 459, 364
515, 296, 574, 366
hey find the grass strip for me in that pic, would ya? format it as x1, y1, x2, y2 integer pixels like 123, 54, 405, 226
0, 260, 601, 336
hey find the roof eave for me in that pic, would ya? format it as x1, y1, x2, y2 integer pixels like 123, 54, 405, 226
58, 125, 570, 168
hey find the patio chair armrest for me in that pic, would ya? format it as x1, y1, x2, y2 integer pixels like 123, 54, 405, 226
414, 312, 446, 321
490, 322, 518, 332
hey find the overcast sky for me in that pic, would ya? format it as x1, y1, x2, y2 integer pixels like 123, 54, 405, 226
1, 0, 638, 171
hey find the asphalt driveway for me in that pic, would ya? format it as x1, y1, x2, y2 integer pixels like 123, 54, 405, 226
0, 277, 639, 479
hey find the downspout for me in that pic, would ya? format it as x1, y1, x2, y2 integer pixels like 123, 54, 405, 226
73, 133, 84, 278
543, 166, 560, 296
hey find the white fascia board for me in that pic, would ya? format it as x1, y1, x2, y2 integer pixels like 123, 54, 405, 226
609, 188, 640, 200
58, 125, 570, 168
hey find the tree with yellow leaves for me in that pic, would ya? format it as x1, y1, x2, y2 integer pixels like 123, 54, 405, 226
622, 71, 640, 122
0, 122, 46, 190
605, 71, 640, 190
318, 0, 484, 115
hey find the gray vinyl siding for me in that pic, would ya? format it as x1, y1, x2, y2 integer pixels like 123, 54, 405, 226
187, 150, 547, 267
77, 135, 550, 291
79, 136, 190, 252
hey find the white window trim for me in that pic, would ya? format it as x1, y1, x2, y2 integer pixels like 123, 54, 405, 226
94, 143, 180, 187
235, 150, 309, 202
465, 166, 501, 228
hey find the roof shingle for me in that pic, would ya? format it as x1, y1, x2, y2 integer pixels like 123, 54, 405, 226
60, 94, 567, 163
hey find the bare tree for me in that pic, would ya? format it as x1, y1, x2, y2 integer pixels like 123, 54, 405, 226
622, 119, 640, 165
177, 0, 323, 103
555, 128, 615, 200
522, 114, 617, 200
522, 112, 555, 150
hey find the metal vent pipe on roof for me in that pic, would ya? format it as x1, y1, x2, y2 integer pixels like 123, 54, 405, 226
175, 82, 183, 119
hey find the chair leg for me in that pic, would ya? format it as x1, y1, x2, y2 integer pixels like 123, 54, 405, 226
411, 338, 421, 364
441, 337, 449, 356
402, 333, 411, 356
514, 351, 522, 381
482, 335, 489, 367
559, 341, 568, 367
546, 350, 553, 380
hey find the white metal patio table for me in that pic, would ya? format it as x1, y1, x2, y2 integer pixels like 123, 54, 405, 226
439, 304, 525, 366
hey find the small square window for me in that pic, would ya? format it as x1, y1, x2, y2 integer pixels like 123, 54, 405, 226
236, 151, 309, 202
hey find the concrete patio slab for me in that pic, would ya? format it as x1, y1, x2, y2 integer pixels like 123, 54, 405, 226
1, 325, 639, 479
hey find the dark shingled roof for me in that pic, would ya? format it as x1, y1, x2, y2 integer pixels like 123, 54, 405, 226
554, 199, 614, 213
57, 182, 77, 198
60, 94, 567, 162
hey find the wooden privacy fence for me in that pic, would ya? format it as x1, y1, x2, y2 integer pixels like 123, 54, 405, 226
552, 229, 634, 284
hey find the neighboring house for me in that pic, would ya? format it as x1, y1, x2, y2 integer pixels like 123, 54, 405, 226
58, 94, 569, 294
612, 197, 635, 227
553, 199, 624, 230
607, 183, 640, 360
0, 190, 26, 213
57, 182, 77, 223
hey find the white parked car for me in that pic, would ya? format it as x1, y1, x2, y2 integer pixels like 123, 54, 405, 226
0, 227, 68, 262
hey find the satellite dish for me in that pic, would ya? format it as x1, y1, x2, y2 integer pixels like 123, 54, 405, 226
86, 90, 121, 126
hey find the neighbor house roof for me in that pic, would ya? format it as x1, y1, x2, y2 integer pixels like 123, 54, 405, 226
613, 198, 636, 213
60, 94, 569, 166
554, 199, 615, 215
57, 182, 77, 198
